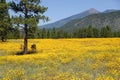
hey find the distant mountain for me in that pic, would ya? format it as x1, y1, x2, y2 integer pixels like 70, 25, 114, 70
59, 11, 120, 32
40, 8, 100, 28
103, 9, 117, 13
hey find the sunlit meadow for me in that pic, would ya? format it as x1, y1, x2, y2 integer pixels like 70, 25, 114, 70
0, 38, 120, 80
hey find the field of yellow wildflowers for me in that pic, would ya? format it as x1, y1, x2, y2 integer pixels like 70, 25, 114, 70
0, 38, 120, 80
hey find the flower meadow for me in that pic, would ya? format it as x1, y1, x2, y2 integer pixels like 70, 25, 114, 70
0, 38, 120, 80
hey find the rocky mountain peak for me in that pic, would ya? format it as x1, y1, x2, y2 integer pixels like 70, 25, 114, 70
87, 8, 100, 13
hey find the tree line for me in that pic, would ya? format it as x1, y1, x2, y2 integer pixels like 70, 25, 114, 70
6, 25, 120, 39
72, 25, 120, 38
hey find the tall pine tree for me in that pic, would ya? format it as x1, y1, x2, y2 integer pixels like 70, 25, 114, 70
0, 0, 11, 42
9, 0, 48, 54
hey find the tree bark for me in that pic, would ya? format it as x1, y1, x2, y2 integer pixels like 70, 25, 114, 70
23, 24, 28, 54
1, 36, 5, 42
23, 4, 28, 54
1, 31, 6, 42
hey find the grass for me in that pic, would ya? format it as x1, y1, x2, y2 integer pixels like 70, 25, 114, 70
0, 38, 120, 80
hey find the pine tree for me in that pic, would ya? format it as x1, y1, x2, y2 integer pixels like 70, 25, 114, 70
82, 28, 87, 38
57, 30, 64, 38
0, 0, 11, 42
37, 29, 42, 38
87, 25, 94, 38
101, 26, 112, 37
100, 27, 106, 37
28, 25, 39, 38
41, 28, 47, 38
47, 30, 51, 38
51, 27, 57, 39
9, 0, 48, 54
93, 28, 100, 38
106, 25, 113, 37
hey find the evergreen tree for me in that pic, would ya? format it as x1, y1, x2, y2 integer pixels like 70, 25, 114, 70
113, 30, 120, 37
37, 28, 42, 38
28, 26, 39, 38
77, 28, 85, 38
41, 28, 47, 38
100, 27, 106, 37
57, 30, 64, 38
73, 32, 77, 38
87, 25, 94, 38
51, 27, 57, 39
93, 28, 100, 38
69, 33, 73, 38
117, 31, 120, 37
63, 32, 68, 38
101, 25, 112, 37
9, 0, 48, 54
0, 0, 11, 42
82, 28, 87, 38
47, 30, 51, 38
106, 25, 113, 37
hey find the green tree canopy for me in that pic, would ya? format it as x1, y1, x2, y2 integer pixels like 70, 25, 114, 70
0, 0, 11, 42
9, 0, 48, 54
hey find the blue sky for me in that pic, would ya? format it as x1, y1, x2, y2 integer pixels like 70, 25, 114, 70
40, 0, 120, 25
7, 0, 120, 25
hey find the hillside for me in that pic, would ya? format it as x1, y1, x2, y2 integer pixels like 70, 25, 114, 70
60, 11, 120, 32
40, 8, 100, 28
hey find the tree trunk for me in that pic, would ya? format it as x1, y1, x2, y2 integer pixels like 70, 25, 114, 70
1, 36, 5, 42
23, 5, 28, 54
23, 24, 28, 54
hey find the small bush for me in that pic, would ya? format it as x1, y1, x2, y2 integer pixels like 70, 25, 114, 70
31, 44, 36, 52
